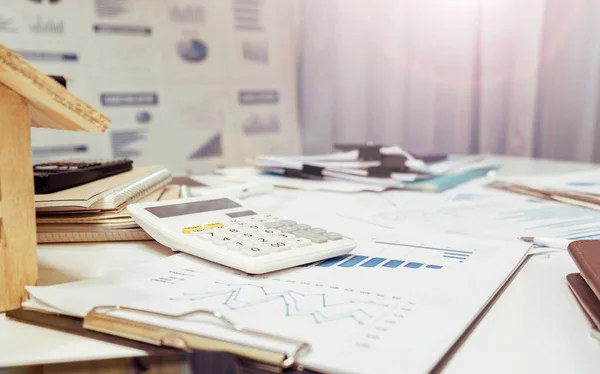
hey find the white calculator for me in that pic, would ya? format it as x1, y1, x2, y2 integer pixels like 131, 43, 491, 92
127, 195, 356, 274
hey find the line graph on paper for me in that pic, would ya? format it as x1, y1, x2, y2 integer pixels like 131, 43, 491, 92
169, 282, 394, 325
139, 260, 416, 349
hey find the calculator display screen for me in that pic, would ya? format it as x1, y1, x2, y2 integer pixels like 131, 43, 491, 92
145, 198, 241, 218
226, 210, 257, 218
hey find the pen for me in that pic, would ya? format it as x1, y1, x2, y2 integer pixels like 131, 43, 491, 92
518, 236, 572, 250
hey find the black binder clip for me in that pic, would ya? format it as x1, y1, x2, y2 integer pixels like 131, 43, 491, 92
301, 164, 325, 177
357, 146, 383, 161
381, 154, 409, 171
282, 166, 323, 180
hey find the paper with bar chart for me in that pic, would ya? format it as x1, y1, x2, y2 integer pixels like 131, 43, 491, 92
303, 239, 472, 270
26, 232, 530, 374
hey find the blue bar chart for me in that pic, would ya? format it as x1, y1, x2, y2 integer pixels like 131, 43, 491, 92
305, 254, 445, 270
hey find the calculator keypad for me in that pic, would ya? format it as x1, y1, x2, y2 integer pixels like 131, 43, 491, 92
183, 215, 346, 257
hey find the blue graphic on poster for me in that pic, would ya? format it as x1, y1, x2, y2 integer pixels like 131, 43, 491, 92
101, 93, 159, 107
29, 16, 64, 33
93, 24, 152, 36
32, 145, 88, 164
14, 50, 78, 62
233, 0, 263, 31
111, 130, 147, 159
238, 90, 279, 105
170, 4, 204, 24
242, 40, 269, 64
189, 133, 222, 160
94, 0, 129, 17
28, 0, 62, 4
243, 113, 280, 134
136, 111, 152, 124
177, 38, 208, 62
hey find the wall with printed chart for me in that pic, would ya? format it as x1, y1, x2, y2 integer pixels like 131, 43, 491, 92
0, 0, 300, 174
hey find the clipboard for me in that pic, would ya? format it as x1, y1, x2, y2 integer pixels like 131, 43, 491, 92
7, 305, 311, 373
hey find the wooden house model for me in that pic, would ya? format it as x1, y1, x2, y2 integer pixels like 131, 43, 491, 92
0, 43, 110, 312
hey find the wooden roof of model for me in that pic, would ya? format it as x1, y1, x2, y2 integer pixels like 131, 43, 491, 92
0, 43, 109, 132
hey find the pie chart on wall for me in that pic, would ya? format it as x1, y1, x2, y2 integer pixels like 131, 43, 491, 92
177, 39, 208, 62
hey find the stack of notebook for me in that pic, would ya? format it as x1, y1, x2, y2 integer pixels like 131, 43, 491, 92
35, 165, 175, 243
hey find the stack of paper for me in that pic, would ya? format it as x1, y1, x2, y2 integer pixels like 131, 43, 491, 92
35, 166, 174, 243
244, 147, 500, 192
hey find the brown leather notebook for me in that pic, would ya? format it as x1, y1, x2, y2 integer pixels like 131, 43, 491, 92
566, 240, 600, 339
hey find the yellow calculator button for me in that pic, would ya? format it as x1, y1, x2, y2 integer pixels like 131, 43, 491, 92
204, 222, 225, 229
182, 225, 204, 234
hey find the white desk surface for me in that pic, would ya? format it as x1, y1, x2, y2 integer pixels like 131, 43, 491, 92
2, 155, 600, 372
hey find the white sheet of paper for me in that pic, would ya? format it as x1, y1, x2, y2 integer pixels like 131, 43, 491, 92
26, 228, 529, 374
343, 179, 600, 252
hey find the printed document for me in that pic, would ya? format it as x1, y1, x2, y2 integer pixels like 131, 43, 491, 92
25, 231, 529, 374
349, 185, 600, 244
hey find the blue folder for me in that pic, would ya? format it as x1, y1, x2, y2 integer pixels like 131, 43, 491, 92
404, 166, 500, 192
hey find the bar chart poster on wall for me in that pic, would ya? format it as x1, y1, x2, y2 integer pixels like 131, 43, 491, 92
0, 0, 300, 174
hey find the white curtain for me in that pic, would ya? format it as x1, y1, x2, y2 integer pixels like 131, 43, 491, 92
295, 0, 600, 162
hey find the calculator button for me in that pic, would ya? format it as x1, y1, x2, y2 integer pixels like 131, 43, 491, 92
226, 241, 246, 251
324, 232, 343, 241
241, 246, 270, 257
213, 235, 235, 245
225, 227, 243, 235
238, 224, 262, 232
251, 237, 270, 245
308, 228, 326, 234
276, 232, 295, 240
293, 224, 311, 231
260, 229, 280, 236
264, 241, 291, 252
279, 225, 300, 233
238, 232, 255, 239
294, 230, 328, 244
286, 238, 312, 248
264, 220, 295, 228
264, 221, 286, 228
195, 231, 221, 240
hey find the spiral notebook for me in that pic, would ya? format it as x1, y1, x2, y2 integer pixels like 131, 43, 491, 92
35, 166, 172, 212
